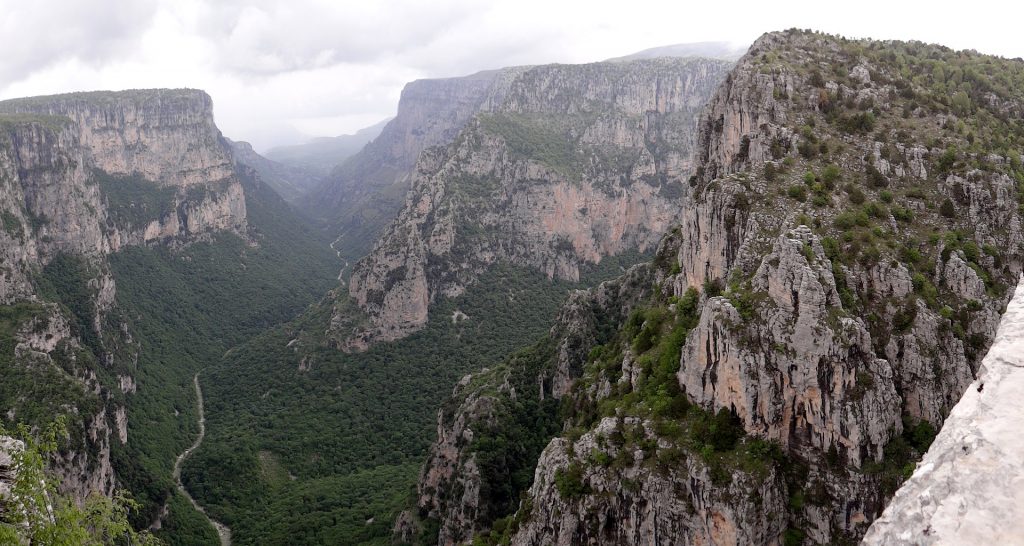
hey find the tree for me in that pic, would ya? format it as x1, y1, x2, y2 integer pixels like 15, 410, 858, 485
0, 418, 163, 545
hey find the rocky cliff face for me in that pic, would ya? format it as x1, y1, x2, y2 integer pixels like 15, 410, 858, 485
405, 30, 1024, 545
302, 70, 518, 263
0, 436, 23, 521
340, 58, 732, 350
863, 276, 1024, 544
0, 90, 247, 253
0, 89, 250, 503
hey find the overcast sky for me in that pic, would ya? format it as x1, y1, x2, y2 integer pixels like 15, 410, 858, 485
2, 0, 1021, 152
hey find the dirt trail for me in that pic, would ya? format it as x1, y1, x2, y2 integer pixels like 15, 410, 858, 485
173, 374, 232, 546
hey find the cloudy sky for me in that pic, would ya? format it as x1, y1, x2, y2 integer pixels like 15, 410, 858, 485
2, 0, 1021, 151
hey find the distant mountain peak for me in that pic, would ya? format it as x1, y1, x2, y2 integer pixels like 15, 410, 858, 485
606, 40, 748, 62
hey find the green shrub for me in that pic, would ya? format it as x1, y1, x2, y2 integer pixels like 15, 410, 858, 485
704, 278, 724, 297
787, 185, 808, 202
962, 241, 981, 263
784, 528, 806, 546
938, 147, 957, 173
554, 462, 589, 499
866, 164, 888, 188
693, 408, 745, 452
940, 198, 956, 218
837, 111, 876, 134
891, 205, 914, 223
1, 210, 22, 238
847, 185, 866, 205
798, 141, 819, 159
821, 164, 842, 185
907, 419, 937, 452
893, 299, 919, 333
864, 202, 887, 219
834, 210, 871, 230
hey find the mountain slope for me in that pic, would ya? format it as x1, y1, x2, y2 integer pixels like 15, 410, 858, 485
863, 277, 1024, 544
301, 70, 516, 265
606, 41, 747, 62
228, 139, 322, 204
0, 88, 249, 542
185, 258, 640, 545
184, 53, 733, 546
339, 57, 732, 350
409, 29, 1024, 546
110, 165, 339, 544
265, 118, 390, 178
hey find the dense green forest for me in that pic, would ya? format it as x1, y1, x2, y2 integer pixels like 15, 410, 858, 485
107, 169, 340, 544
183, 252, 647, 545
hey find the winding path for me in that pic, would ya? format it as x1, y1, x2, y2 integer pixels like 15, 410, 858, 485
329, 236, 351, 280
173, 374, 232, 546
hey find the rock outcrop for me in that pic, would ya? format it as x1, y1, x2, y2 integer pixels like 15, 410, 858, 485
340, 57, 732, 350
0, 90, 247, 254
510, 417, 787, 546
0, 437, 22, 512
863, 277, 1024, 545
408, 30, 1024, 545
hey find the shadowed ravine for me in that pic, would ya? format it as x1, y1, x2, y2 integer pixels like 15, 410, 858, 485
174, 374, 232, 546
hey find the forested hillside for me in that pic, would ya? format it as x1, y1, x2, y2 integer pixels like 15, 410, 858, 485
108, 168, 339, 543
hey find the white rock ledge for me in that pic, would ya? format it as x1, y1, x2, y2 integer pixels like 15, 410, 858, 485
863, 276, 1024, 544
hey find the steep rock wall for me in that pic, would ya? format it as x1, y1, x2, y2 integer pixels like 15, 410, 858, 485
342, 58, 732, 350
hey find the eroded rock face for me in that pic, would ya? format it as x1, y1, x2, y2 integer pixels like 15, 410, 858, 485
678, 228, 902, 468
1, 89, 235, 187
0, 90, 248, 259
0, 436, 24, 519
863, 278, 1024, 545
341, 58, 732, 350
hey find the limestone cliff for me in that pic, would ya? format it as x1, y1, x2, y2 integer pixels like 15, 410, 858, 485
341, 57, 732, 350
0, 89, 250, 504
406, 30, 1024, 545
303, 69, 519, 263
863, 277, 1024, 544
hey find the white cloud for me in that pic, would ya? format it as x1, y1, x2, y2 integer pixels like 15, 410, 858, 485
1, 0, 1021, 151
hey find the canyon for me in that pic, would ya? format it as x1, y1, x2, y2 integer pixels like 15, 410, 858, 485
2, 28, 1024, 546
